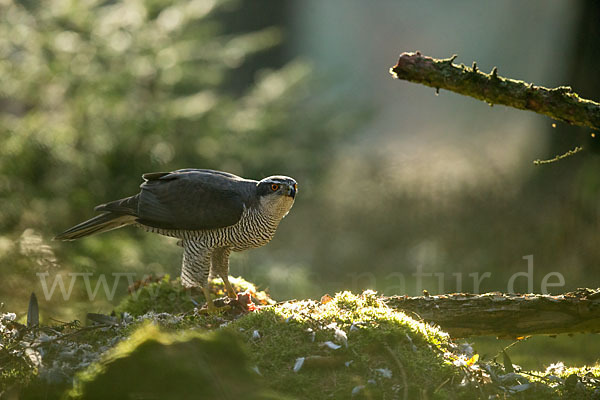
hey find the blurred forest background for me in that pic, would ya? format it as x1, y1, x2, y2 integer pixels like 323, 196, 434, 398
1, 0, 600, 369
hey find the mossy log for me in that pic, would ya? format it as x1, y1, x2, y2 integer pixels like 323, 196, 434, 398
385, 289, 600, 338
389, 51, 600, 130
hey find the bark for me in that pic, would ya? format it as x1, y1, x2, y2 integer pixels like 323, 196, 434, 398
384, 288, 600, 338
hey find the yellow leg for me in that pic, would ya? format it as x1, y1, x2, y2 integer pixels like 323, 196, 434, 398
200, 283, 233, 313
221, 275, 238, 298
201, 285, 217, 312
212, 248, 236, 298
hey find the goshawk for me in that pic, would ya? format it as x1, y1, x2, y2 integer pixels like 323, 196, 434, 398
55, 169, 297, 309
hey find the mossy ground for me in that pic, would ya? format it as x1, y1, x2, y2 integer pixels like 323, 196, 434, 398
227, 291, 462, 399
2, 277, 600, 399
113, 274, 274, 317
68, 324, 289, 400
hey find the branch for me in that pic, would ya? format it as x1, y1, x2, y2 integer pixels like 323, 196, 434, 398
384, 289, 600, 338
389, 52, 600, 130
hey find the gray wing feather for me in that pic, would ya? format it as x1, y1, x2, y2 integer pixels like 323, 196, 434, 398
136, 169, 251, 230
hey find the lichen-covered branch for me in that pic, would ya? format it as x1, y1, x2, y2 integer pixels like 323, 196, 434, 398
390, 52, 600, 130
384, 289, 600, 338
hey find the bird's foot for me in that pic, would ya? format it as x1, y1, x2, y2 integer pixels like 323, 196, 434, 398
204, 290, 258, 313
198, 285, 230, 314
197, 300, 231, 314
223, 279, 238, 299
196, 286, 258, 314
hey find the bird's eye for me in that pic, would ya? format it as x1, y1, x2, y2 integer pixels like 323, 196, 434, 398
270, 184, 279, 191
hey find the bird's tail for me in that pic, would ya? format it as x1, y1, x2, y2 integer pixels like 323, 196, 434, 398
54, 213, 136, 241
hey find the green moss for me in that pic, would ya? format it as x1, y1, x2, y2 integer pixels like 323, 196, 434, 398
112, 275, 195, 316
114, 275, 273, 316
524, 364, 600, 399
0, 358, 37, 393
226, 291, 465, 399
68, 324, 291, 400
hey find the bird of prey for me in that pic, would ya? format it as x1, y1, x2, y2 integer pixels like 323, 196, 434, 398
55, 169, 297, 310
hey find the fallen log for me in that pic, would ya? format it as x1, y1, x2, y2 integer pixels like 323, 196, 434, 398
384, 288, 600, 338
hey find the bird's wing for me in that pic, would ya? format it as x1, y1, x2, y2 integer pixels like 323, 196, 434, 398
142, 169, 239, 181
136, 170, 249, 230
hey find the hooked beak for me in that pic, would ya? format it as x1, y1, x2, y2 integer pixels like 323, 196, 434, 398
287, 183, 297, 199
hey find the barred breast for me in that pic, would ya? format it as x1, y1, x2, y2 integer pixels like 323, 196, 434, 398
137, 207, 280, 251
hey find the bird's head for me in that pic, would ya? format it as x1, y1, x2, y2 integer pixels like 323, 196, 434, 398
256, 176, 297, 219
